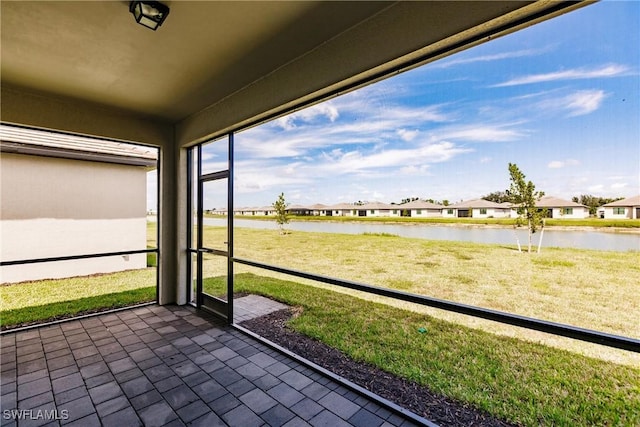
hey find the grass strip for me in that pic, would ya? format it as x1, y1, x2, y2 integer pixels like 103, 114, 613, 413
0, 287, 155, 328
0, 268, 156, 329
206, 273, 639, 427
225, 227, 640, 342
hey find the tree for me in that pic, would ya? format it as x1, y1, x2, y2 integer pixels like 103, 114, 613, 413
507, 163, 546, 253
571, 194, 624, 216
482, 191, 513, 204
272, 192, 289, 234
401, 197, 419, 204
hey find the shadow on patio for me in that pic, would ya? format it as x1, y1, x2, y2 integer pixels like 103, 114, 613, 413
0, 304, 424, 427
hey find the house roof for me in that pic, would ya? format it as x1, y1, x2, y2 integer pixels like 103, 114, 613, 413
287, 205, 312, 211
0, 124, 157, 168
397, 200, 443, 210
449, 199, 507, 209
308, 204, 328, 210
360, 202, 393, 210
326, 203, 358, 210
535, 196, 586, 208
602, 195, 640, 207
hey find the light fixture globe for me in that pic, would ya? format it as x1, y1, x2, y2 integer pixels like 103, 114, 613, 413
129, 1, 170, 31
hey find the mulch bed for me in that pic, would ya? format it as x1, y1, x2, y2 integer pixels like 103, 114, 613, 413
241, 308, 518, 427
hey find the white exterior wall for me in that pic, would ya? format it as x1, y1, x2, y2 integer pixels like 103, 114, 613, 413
550, 207, 589, 219
469, 208, 509, 218
603, 206, 632, 219
0, 153, 149, 284
490, 209, 511, 218
425, 209, 443, 218
1, 218, 147, 283
472, 208, 490, 218
442, 208, 456, 218
406, 209, 441, 218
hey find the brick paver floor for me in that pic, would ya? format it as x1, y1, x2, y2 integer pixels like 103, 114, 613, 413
0, 304, 425, 427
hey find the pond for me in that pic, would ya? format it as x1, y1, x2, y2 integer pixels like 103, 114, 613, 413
202, 218, 640, 252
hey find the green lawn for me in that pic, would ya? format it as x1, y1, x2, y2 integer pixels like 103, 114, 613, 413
204, 272, 640, 427
223, 227, 640, 338
0, 269, 156, 329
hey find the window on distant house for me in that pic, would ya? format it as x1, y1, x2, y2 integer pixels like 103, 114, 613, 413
416, 209, 422, 214
563, 208, 573, 215
480, 208, 487, 215
370, 210, 375, 214
614, 207, 625, 215
393, 210, 397, 214
447, 209, 453, 215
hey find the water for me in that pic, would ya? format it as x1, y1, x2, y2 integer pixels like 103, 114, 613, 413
202, 218, 640, 252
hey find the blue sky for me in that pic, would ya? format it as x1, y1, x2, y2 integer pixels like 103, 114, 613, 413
158, 1, 639, 210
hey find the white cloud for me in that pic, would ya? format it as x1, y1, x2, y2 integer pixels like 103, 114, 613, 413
319, 141, 472, 174
237, 99, 455, 160
276, 102, 339, 130
397, 129, 419, 141
436, 125, 525, 142
493, 64, 630, 87
479, 157, 492, 164
548, 159, 580, 169
534, 90, 607, 117
564, 90, 606, 116
399, 165, 431, 175
548, 161, 564, 169
435, 46, 553, 69
611, 182, 628, 190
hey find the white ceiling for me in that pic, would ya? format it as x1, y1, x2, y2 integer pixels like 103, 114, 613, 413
1, 1, 392, 122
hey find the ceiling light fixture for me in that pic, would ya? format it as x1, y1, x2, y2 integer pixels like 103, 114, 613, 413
129, 1, 170, 31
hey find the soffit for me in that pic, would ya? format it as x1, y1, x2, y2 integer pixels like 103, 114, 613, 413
0, 1, 392, 122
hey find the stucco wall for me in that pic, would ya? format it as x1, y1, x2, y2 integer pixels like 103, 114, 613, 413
0, 153, 149, 283
549, 207, 589, 219
603, 206, 632, 219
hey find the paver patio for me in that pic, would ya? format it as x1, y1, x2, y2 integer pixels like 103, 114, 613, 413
0, 302, 425, 427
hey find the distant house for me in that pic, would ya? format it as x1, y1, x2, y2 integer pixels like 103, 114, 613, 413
234, 206, 273, 216
256, 206, 275, 216
354, 202, 395, 217
324, 203, 358, 217
600, 196, 640, 219
534, 196, 589, 219
308, 204, 329, 216
444, 199, 511, 218
211, 207, 227, 215
396, 200, 442, 218
286, 205, 312, 216
0, 125, 157, 284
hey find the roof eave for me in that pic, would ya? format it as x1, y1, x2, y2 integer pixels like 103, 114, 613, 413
0, 142, 157, 169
